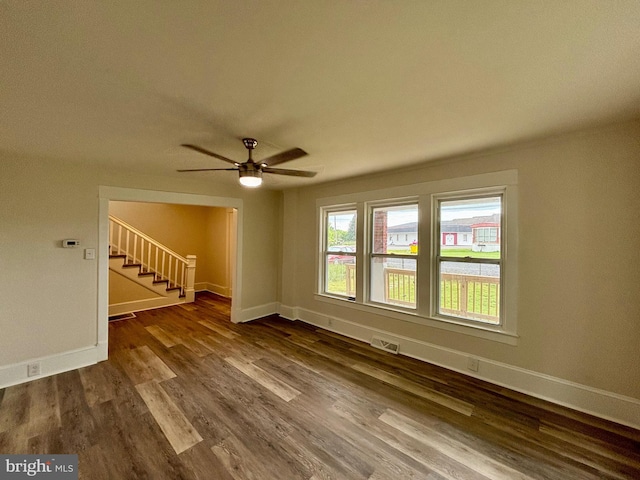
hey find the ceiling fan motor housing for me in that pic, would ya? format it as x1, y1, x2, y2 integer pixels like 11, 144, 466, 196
239, 162, 261, 174
242, 138, 258, 150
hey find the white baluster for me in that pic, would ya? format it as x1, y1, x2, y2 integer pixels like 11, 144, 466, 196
180, 263, 185, 295
162, 252, 166, 281
133, 234, 138, 264
140, 239, 145, 271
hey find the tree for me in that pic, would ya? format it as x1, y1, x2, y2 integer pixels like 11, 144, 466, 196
327, 225, 338, 245
345, 216, 356, 243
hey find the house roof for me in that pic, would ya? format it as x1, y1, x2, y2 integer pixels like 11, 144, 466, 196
2, 2, 640, 189
471, 222, 500, 228
388, 222, 418, 233
441, 225, 473, 233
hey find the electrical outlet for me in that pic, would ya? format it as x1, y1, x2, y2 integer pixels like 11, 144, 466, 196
327, 318, 333, 327
27, 362, 41, 377
467, 357, 479, 372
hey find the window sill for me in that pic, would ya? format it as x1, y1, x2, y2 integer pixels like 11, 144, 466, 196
314, 294, 518, 345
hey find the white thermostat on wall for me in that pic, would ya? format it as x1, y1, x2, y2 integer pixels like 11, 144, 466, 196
62, 239, 80, 248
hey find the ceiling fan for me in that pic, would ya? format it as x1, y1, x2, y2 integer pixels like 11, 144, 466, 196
178, 138, 316, 187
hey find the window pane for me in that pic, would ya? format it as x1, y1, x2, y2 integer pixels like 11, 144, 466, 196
326, 210, 357, 250
372, 204, 418, 255
438, 260, 500, 324
439, 196, 501, 259
370, 257, 416, 308
325, 209, 357, 298
325, 256, 356, 297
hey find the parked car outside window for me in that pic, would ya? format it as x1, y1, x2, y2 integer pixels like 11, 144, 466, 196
327, 246, 355, 264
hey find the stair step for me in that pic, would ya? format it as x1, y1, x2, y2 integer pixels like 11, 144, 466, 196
109, 250, 184, 298
108, 223, 192, 311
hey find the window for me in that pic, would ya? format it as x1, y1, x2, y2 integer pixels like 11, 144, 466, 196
435, 194, 502, 324
369, 203, 418, 308
316, 170, 517, 343
475, 227, 499, 244
323, 209, 357, 298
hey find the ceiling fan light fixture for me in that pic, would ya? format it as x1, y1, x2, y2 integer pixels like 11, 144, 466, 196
179, 137, 314, 185
239, 169, 262, 187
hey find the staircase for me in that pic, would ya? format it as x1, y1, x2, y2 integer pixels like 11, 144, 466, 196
108, 215, 196, 316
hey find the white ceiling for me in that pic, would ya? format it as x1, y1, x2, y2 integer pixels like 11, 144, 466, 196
2, 1, 639, 189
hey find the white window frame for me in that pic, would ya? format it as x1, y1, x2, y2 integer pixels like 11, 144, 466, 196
432, 190, 505, 327
315, 170, 518, 344
319, 205, 358, 300
366, 199, 419, 311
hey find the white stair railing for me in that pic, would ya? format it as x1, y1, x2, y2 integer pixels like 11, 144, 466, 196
109, 215, 196, 302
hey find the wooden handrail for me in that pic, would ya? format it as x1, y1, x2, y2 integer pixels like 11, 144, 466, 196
109, 215, 187, 263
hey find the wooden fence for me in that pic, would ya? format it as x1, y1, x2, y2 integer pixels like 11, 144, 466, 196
342, 265, 499, 323
439, 273, 500, 323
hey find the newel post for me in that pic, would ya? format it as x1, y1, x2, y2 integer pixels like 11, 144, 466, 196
185, 255, 197, 303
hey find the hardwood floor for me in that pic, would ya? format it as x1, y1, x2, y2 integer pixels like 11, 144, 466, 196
1, 292, 638, 479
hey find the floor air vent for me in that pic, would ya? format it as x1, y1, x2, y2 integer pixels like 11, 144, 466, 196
108, 312, 137, 322
370, 336, 399, 354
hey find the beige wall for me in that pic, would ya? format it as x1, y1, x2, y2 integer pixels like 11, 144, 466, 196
281, 120, 640, 400
109, 201, 232, 294
109, 270, 161, 304
0, 159, 281, 368
206, 207, 234, 293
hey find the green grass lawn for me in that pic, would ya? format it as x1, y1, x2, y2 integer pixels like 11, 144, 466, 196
441, 248, 500, 259
440, 279, 499, 319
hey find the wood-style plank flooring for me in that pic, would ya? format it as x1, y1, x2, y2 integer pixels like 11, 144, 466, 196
1, 292, 639, 479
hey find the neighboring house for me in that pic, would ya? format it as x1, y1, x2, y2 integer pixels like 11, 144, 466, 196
387, 222, 418, 246
471, 222, 501, 252
441, 224, 473, 247
388, 223, 479, 248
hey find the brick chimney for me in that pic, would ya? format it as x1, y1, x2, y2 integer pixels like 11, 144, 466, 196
373, 211, 388, 254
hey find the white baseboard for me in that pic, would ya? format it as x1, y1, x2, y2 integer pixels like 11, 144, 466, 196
277, 304, 299, 321
195, 282, 231, 297
0, 345, 103, 390
279, 304, 640, 430
194, 282, 231, 298
235, 302, 279, 323
108, 297, 184, 316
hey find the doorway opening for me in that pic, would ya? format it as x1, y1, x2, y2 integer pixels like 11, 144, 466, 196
97, 187, 242, 361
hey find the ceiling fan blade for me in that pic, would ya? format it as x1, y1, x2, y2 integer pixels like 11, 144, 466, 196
262, 167, 317, 177
181, 144, 238, 165
260, 148, 308, 167
177, 168, 239, 172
